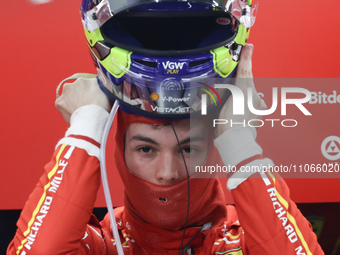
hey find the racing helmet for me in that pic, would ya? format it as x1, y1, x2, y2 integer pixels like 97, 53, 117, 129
80, 0, 258, 119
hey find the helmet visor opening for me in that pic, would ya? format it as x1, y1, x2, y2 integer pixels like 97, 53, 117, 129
82, 0, 257, 33
101, 10, 237, 55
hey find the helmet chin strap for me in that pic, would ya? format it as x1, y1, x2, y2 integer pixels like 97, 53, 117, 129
100, 100, 125, 255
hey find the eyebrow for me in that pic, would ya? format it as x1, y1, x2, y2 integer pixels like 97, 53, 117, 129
179, 136, 207, 145
130, 135, 159, 146
129, 134, 207, 146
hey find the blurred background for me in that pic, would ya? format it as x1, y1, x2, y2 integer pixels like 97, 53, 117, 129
1, 0, 340, 254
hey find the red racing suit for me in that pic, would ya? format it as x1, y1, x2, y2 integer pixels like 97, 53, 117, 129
7, 105, 324, 255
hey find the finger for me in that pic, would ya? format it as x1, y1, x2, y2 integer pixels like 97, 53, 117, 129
235, 44, 254, 94
237, 43, 254, 79
238, 44, 260, 107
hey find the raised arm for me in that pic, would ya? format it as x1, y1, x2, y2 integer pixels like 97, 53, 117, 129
214, 44, 324, 254
7, 78, 112, 255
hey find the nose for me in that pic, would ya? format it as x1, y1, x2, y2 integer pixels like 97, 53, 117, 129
155, 152, 181, 185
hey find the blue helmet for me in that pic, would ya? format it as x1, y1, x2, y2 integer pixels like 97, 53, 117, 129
80, 0, 258, 119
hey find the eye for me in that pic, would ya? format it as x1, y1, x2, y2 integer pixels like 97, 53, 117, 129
138, 146, 152, 153
183, 147, 195, 153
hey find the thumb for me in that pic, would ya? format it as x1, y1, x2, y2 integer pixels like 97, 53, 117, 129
236, 44, 254, 79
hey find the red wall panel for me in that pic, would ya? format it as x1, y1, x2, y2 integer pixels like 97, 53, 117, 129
0, 0, 339, 210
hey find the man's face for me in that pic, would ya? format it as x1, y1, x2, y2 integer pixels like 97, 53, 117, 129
124, 119, 209, 185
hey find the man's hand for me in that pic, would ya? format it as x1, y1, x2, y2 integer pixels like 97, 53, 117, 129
215, 44, 267, 137
55, 78, 112, 125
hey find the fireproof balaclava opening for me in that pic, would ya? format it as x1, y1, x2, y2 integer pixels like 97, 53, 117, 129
114, 109, 227, 231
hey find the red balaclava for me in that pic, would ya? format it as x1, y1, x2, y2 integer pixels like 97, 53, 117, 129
114, 109, 227, 231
